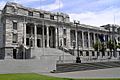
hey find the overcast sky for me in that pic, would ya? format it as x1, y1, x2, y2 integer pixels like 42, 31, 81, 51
0, 0, 120, 27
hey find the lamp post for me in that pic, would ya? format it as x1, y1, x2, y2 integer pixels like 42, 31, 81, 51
72, 40, 76, 56
29, 35, 33, 59
112, 25, 117, 58
29, 25, 33, 59
74, 20, 81, 63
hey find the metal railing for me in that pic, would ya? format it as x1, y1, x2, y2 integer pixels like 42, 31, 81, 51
57, 60, 76, 64
58, 46, 73, 55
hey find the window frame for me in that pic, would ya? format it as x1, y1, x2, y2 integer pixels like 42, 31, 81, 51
13, 22, 17, 30
40, 13, 44, 18
28, 11, 33, 16
12, 34, 18, 43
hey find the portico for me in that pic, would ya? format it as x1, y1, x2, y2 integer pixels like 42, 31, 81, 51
25, 23, 58, 48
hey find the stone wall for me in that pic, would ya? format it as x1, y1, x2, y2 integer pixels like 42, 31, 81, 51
0, 11, 3, 48
5, 19, 13, 47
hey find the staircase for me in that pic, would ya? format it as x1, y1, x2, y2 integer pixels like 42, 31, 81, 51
31, 48, 76, 61
58, 46, 74, 56
56, 61, 120, 73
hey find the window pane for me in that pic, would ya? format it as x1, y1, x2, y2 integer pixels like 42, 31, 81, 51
40, 13, 44, 18
28, 11, 33, 16
26, 38, 29, 46
64, 38, 66, 46
50, 15, 54, 20
63, 29, 66, 35
13, 22, 17, 30
12, 34, 17, 43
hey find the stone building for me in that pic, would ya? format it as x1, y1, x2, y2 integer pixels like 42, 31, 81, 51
0, 2, 120, 62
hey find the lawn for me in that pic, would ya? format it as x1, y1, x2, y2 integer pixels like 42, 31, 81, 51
0, 73, 120, 80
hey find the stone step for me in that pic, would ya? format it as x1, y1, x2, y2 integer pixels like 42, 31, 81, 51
56, 61, 120, 72
31, 48, 76, 60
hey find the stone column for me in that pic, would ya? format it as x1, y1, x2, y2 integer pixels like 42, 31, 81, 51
23, 22, 26, 45
76, 30, 77, 48
55, 27, 58, 48
117, 51, 119, 59
47, 26, 49, 48
42, 25, 45, 48
82, 31, 84, 49
88, 32, 90, 48
34, 24, 37, 47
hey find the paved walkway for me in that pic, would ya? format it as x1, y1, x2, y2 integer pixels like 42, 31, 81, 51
41, 68, 120, 78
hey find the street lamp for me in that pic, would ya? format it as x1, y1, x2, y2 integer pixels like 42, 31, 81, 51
29, 35, 32, 58
72, 40, 76, 56
74, 20, 81, 63
29, 25, 33, 59
112, 25, 117, 58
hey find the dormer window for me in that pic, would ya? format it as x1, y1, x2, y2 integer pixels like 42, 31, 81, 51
50, 15, 54, 20
28, 11, 33, 16
40, 13, 44, 18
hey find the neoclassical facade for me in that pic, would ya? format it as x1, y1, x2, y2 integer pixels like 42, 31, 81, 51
0, 2, 120, 61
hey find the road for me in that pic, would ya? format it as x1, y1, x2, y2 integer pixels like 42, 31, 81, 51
41, 68, 120, 78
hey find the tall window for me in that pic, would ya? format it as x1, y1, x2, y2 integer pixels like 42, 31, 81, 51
92, 51, 95, 56
50, 15, 54, 20
37, 27, 42, 35
40, 13, 44, 18
80, 51, 83, 56
86, 51, 89, 56
64, 38, 66, 46
13, 22, 17, 30
63, 29, 66, 35
12, 34, 18, 43
30, 39, 33, 47
37, 39, 41, 47
28, 11, 33, 16
26, 38, 29, 46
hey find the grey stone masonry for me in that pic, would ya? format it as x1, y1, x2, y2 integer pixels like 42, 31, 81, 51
0, 2, 120, 63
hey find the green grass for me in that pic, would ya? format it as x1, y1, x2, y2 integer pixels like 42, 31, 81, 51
0, 73, 120, 80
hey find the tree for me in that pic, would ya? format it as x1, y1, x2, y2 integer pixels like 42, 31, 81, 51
93, 40, 107, 57
99, 42, 107, 57
93, 40, 101, 51
107, 39, 116, 58
93, 40, 102, 57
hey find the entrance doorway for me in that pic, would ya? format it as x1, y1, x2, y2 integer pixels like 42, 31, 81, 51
13, 49, 17, 59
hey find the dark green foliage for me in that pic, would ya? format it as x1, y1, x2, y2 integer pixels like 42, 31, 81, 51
93, 40, 101, 51
99, 42, 107, 53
